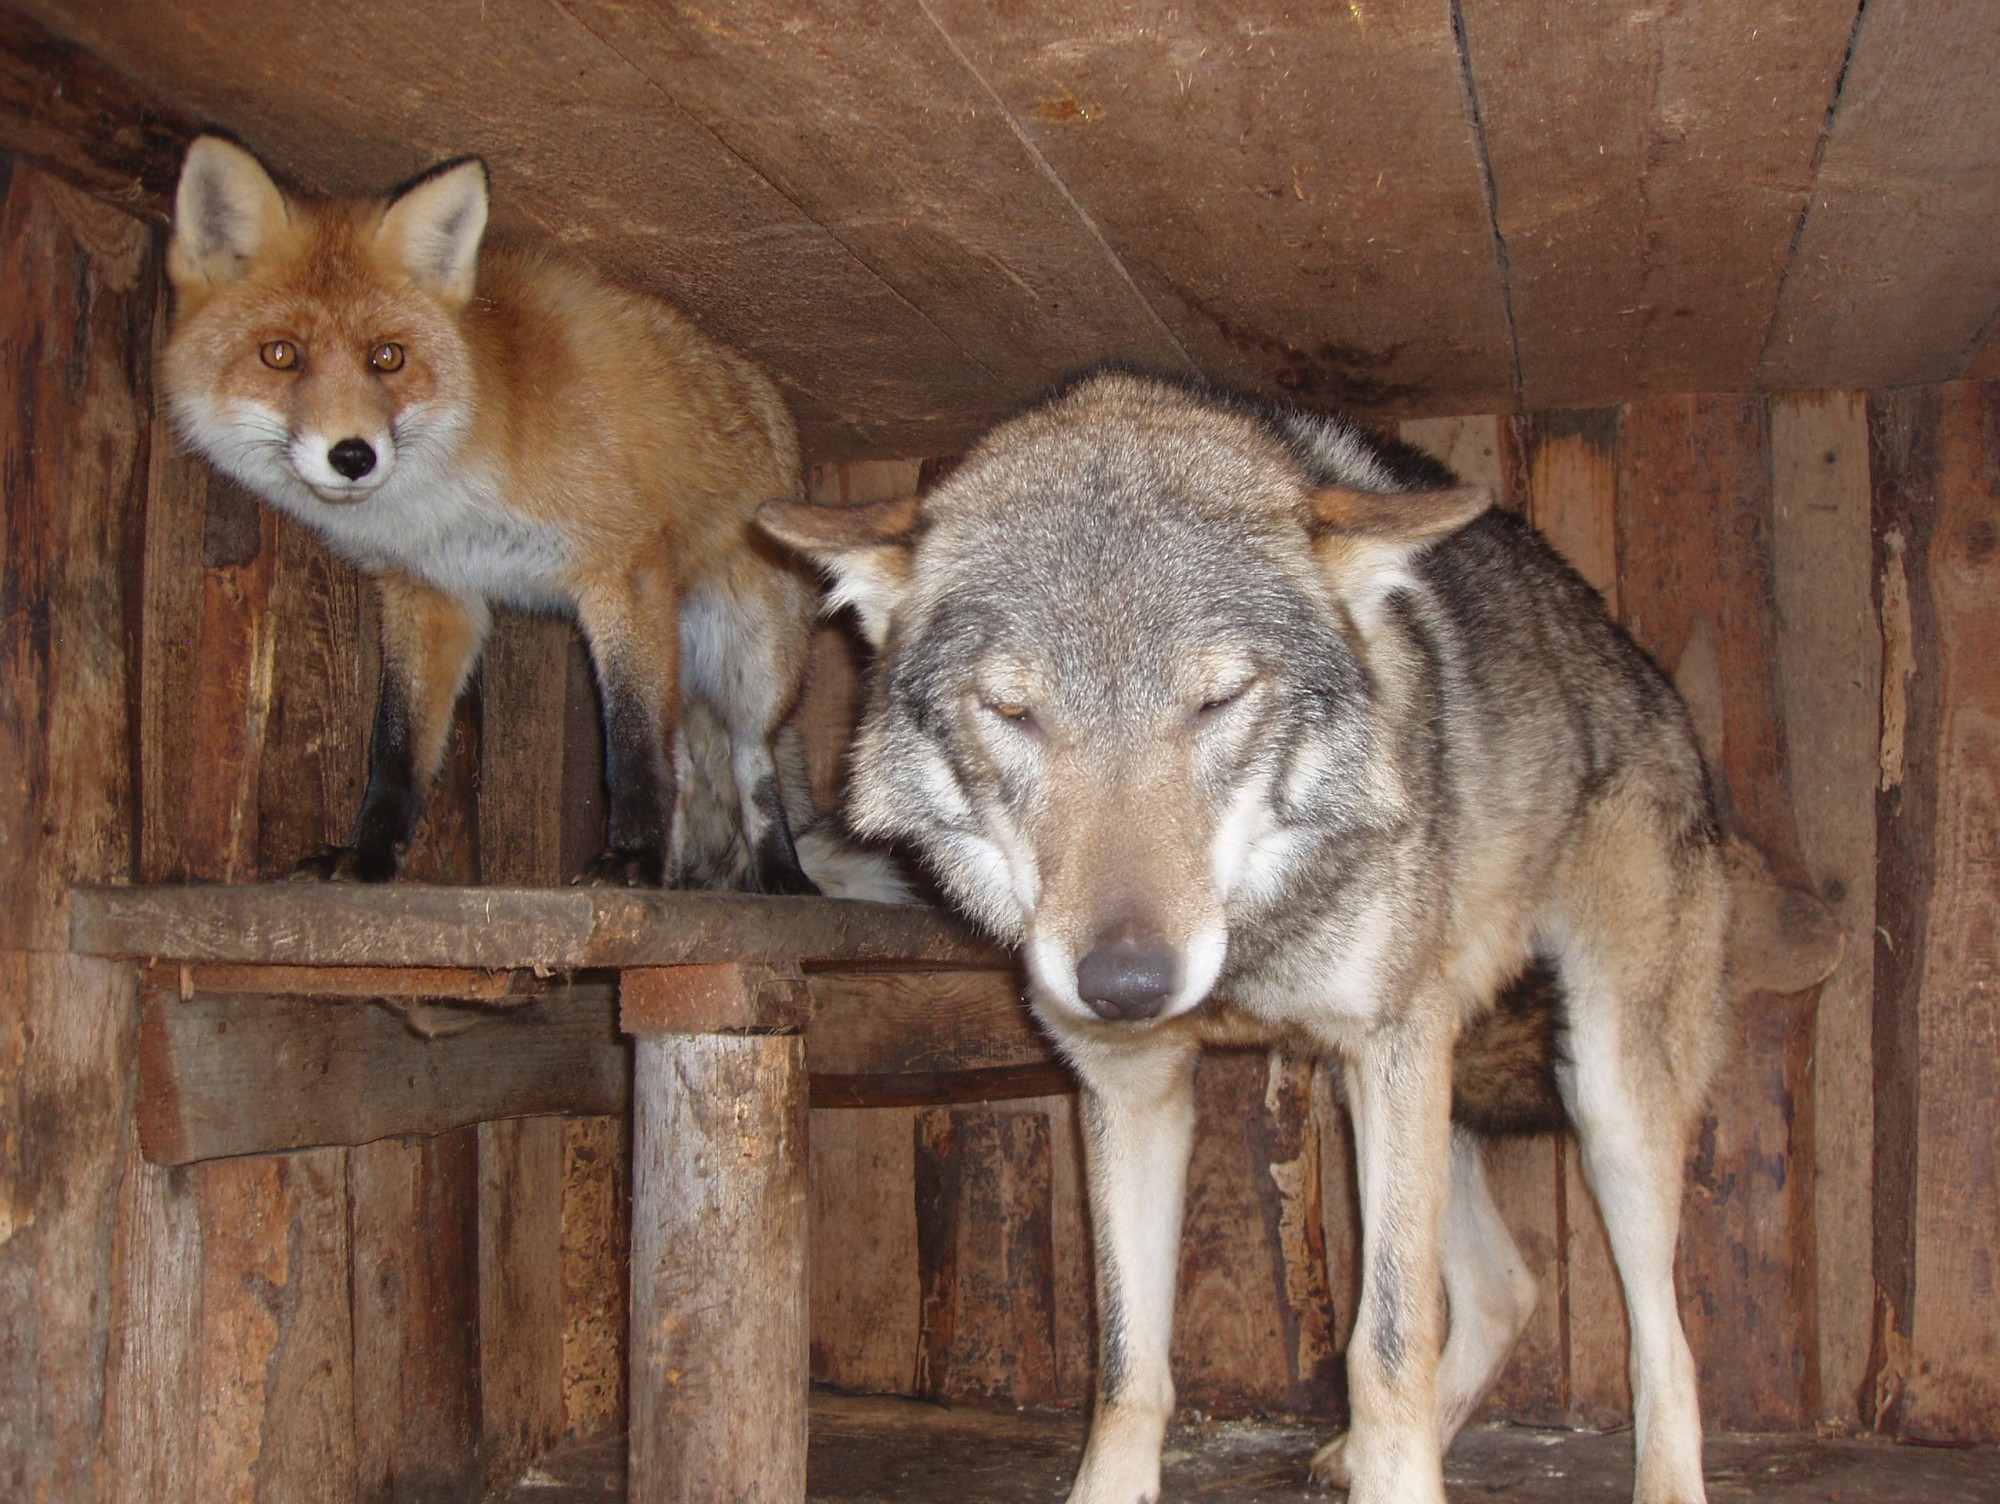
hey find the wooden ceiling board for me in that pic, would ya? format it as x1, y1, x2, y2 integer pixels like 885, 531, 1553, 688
1460, 0, 1857, 410
13, 0, 1004, 457
1761, 0, 2000, 390
920, 0, 1519, 417
13, 1, 2000, 445
556, 0, 1193, 407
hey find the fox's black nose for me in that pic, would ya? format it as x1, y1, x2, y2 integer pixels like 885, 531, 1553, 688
1076, 924, 1179, 1021
327, 438, 376, 480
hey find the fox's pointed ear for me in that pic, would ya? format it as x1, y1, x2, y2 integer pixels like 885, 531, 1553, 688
378, 158, 489, 306
758, 496, 923, 648
1307, 483, 1490, 600
170, 136, 288, 290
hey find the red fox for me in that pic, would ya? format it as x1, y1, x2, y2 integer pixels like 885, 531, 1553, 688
163, 135, 821, 891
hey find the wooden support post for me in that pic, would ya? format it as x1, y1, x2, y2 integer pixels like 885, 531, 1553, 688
624, 964, 809, 1504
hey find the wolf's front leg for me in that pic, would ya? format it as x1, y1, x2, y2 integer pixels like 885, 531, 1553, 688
1066, 1039, 1199, 1504
1324, 1003, 1456, 1504
295, 575, 487, 882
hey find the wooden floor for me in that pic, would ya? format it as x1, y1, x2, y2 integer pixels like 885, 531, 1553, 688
491, 1393, 2000, 1502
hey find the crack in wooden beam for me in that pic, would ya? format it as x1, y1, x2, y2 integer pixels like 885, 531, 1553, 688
911, 0, 1196, 375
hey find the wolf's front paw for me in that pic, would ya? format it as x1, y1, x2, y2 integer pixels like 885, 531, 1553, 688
576, 846, 667, 887
289, 843, 400, 883
1066, 1451, 1161, 1504
1307, 1431, 1351, 1491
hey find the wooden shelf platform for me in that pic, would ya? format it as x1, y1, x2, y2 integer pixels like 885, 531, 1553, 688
69, 882, 1000, 971
70, 882, 1064, 1504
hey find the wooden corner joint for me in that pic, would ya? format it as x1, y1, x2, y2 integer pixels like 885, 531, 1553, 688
618, 961, 809, 1037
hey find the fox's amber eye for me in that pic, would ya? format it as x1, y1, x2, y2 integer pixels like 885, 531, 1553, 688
370, 342, 405, 373
259, 340, 299, 370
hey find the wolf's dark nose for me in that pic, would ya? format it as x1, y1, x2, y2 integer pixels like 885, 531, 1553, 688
1076, 925, 1178, 1021
328, 438, 377, 480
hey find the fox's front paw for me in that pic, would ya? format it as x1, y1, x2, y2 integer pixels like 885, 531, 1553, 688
289, 843, 400, 883
576, 846, 667, 887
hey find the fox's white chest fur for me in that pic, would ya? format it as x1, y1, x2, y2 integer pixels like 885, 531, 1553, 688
306, 464, 573, 612
175, 391, 573, 612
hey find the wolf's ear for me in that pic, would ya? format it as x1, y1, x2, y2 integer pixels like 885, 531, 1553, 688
1307, 483, 1490, 600
758, 496, 923, 648
170, 136, 288, 290
378, 158, 489, 306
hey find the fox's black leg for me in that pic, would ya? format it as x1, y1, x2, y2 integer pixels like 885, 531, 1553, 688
294, 574, 487, 884
576, 564, 678, 888
581, 668, 673, 887
293, 669, 418, 881
739, 756, 817, 896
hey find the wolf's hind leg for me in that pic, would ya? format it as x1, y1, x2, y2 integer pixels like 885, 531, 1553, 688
1310, 1127, 1536, 1489
1066, 1039, 1199, 1504
1552, 786, 1725, 1504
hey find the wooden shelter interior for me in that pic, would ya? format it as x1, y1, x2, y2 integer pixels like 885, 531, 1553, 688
2, 1, 1997, 1500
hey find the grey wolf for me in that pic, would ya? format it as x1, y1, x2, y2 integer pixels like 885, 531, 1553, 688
164, 135, 821, 891
762, 371, 1728, 1504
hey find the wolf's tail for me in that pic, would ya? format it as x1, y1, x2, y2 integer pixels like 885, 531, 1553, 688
1452, 960, 1569, 1137
674, 705, 912, 902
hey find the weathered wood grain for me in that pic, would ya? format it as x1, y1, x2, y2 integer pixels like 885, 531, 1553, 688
629, 1033, 808, 1504
913, 1106, 1059, 1407
558, 1116, 628, 1445
1522, 410, 1623, 606
478, 1117, 566, 1484
135, 978, 626, 1163
1867, 381, 2000, 1443
128, 966, 1066, 1162
1617, 392, 1820, 1430
1042, 1093, 1097, 1406
479, 612, 575, 886
0, 165, 150, 950
70, 884, 997, 970
1765, 3, 2000, 390
474, 573, 575, 1476
98, 1149, 202, 1504
1173, 1049, 1339, 1418
137, 426, 216, 883
557, 0, 1189, 410
810, 1109, 922, 1396
924, 0, 1515, 416
620, 962, 809, 1037
1458, 1, 1854, 407
351, 1130, 481, 1504
0, 5, 193, 219
806, 970, 1046, 1077
0, 162, 153, 1504
249, 519, 368, 879
1771, 391, 1879, 1427
192, 1149, 357, 1504
0, 954, 142, 1503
